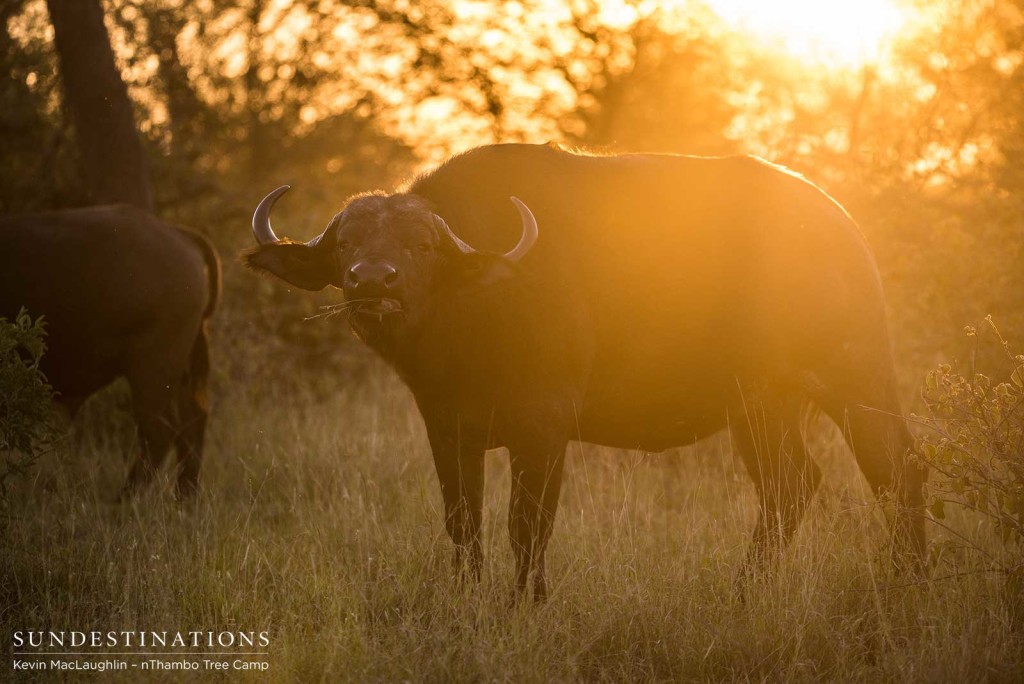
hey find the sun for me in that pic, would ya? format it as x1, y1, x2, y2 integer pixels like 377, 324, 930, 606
703, 0, 910, 65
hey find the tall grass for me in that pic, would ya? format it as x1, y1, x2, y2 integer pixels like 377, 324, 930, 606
3, 362, 1023, 682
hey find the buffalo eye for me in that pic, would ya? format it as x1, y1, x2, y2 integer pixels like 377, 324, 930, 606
415, 243, 432, 255
337, 240, 351, 251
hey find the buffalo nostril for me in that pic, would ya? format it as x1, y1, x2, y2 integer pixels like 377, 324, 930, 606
347, 261, 399, 293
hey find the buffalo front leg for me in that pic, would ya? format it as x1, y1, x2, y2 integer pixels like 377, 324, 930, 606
507, 442, 567, 602
427, 424, 485, 585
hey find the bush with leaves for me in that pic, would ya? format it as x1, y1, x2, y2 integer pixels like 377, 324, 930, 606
0, 308, 58, 497
916, 317, 1024, 584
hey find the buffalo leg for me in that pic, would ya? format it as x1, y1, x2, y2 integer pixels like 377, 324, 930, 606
120, 377, 178, 498
824, 399, 925, 567
174, 331, 211, 498
56, 398, 85, 457
426, 422, 485, 583
813, 351, 926, 569
173, 383, 207, 498
507, 442, 567, 602
730, 393, 820, 577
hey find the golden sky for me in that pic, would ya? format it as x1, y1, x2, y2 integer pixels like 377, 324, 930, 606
704, 0, 910, 64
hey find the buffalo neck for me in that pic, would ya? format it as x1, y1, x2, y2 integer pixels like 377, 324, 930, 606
373, 273, 594, 419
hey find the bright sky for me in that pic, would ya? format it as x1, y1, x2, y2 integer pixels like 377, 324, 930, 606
704, 0, 910, 64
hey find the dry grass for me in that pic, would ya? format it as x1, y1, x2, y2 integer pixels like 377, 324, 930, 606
3, 365, 1023, 682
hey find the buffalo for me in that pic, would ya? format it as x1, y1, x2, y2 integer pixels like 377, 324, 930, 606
0, 204, 220, 497
245, 143, 924, 600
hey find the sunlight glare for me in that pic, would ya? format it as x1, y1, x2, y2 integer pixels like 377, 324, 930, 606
704, 0, 909, 65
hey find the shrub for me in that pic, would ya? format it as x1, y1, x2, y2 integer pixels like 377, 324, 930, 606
0, 308, 58, 496
916, 317, 1024, 585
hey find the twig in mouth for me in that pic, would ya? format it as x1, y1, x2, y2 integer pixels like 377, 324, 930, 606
303, 300, 368, 321
304, 299, 402, 321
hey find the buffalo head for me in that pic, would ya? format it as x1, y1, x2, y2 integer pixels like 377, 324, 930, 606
245, 187, 537, 340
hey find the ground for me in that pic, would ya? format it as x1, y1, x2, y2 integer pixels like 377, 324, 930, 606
2, 365, 1022, 682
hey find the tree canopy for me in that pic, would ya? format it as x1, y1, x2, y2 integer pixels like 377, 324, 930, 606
2, 0, 1021, 382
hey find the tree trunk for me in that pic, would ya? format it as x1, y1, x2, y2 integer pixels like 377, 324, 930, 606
45, 0, 152, 210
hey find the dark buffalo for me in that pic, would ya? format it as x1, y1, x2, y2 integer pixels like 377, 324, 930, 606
0, 204, 220, 497
245, 143, 924, 599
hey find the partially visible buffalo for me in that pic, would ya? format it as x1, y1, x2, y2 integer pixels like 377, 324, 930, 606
245, 143, 924, 599
1, 205, 220, 497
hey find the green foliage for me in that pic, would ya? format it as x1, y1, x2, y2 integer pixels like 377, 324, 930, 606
917, 318, 1024, 571
0, 308, 57, 495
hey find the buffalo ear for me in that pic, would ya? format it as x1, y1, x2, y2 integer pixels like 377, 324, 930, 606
444, 252, 517, 287
242, 242, 334, 291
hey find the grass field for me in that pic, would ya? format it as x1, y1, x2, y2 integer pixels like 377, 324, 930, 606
3, 355, 1023, 682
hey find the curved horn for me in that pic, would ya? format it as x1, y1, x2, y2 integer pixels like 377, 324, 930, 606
252, 185, 290, 245
505, 196, 538, 262
435, 215, 476, 254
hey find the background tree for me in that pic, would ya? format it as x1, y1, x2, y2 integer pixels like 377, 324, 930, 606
44, 0, 152, 209
1, 0, 1022, 386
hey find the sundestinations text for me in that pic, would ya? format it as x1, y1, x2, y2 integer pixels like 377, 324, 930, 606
13, 630, 270, 649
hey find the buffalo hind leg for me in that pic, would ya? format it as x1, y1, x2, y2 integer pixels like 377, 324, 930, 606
174, 330, 211, 498
173, 382, 207, 499
822, 397, 925, 570
731, 391, 821, 581
120, 377, 179, 499
507, 440, 568, 602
